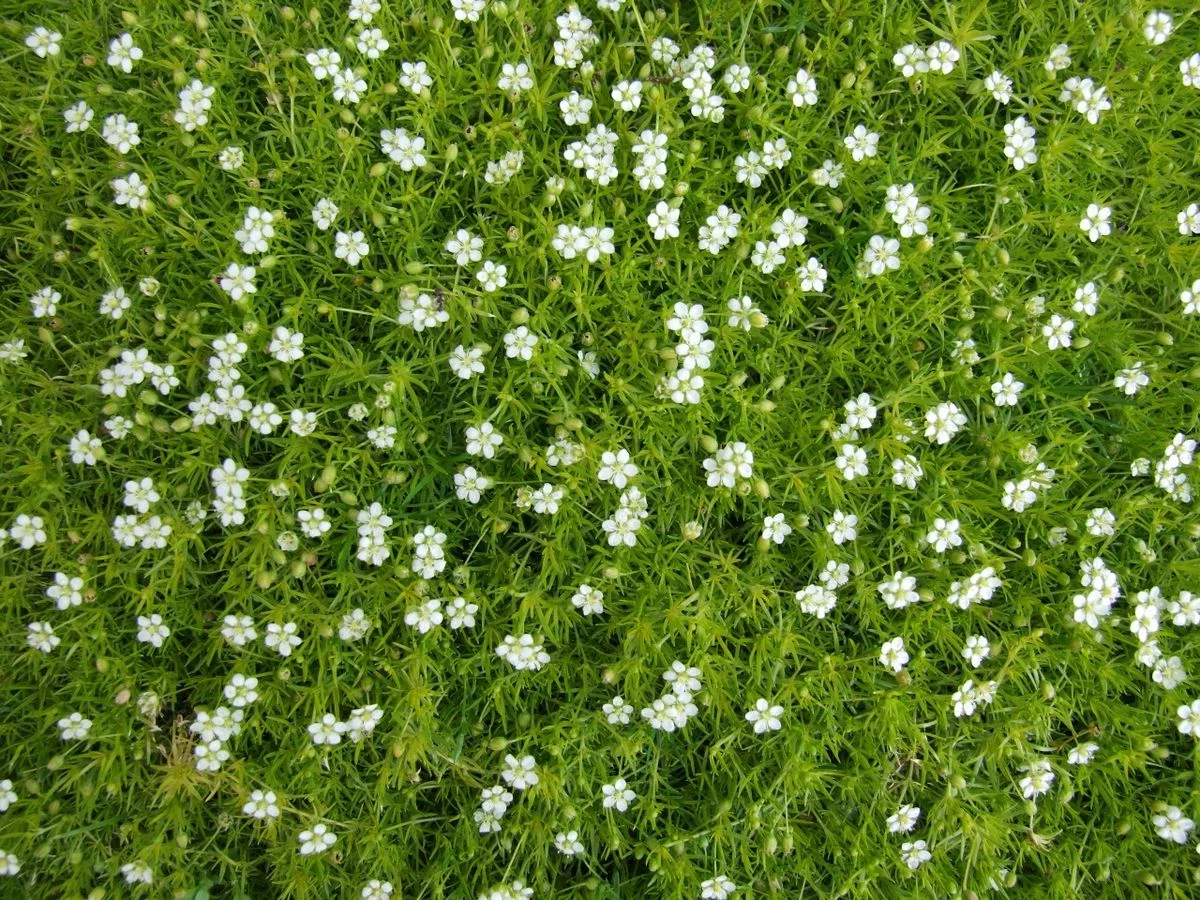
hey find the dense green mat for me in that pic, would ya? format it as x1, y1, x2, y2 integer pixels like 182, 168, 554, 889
3, 1, 1200, 897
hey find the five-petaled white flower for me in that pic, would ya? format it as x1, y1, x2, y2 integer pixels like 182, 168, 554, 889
745, 697, 783, 733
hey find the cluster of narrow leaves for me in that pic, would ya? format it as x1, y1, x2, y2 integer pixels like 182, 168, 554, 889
3, 0, 1200, 897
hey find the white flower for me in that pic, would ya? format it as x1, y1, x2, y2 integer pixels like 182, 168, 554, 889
879, 637, 909, 673
498, 61, 534, 94
120, 861, 153, 885
0, 780, 17, 813
647, 201, 680, 240
1067, 741, 1099, 765
834, 443, 868, 480
264, 622, 302, 657
1080, 203, 1112, 242
555, 830, 585, 856
312, 198, 339, 230
603, 696, 634, 725
761, 513, 792, 545
332, 67, 367, 104
136, 613, 170, 648
451, 0, 486, 21
466, 422, 504, 458
503, 326, 538, 360
219, 263, 256, 302
449, 344, 486, 379
862, 234, 900, 276
1177, 699, 1200, 737
219, 146, 245, 171
601, 778, 636, 811
1045, 43, 1071, 73
495, 633, 549, 671
26, 621, 60, 653
887, 804, 921, 833
571, 584, 604, 616
334, 230, 369, 266
243, 789, 280, 819
926, 40, 960, 74
25, 26, 62, 58
843, 124, 879, 161
697, 205, 741, 254
380, 127, 427, 170
1144, 11, 1174, 46
356, 27, 389, 58
266, 326, 304, 363
63, 101, 94, 133
1019, 758, 1055, 800
826, 509, 858, 545
69, 429, 102, 466
57, 712, 93, 741
893, 44, 927, 77
559, 90, 593, 126
476, 260, 508, 292
298, 823, 337, 856
598, 449, 638, 488
446, 596, 478, 629
745, 697, 783, 733
107, 33, 144, 73
878, 571, 919, 610
700, 875, 737, 899
349, 0, 381, 22
985, 70, 1013, 103
900, 839, 932, 870
611, 79, 643, 110
925, 517, 962, 553
221, 614, 257, 647
405, 599, 444, 634
454, 465, 492, 504
1042, 313, 1075, 350
1113, 362, 1149, 396
1003, 116, 1038, 170
787, 67, 819, 106
923, 401, 966, 444
1074, 79, 1111, 124
702, 441, 754, 489
101, 114, 140, 154
962, 635, 991, 668
306, 48, 341, 79
110, 172, 148, 209
1153, 806, 1194, 844
501, 754, 539, 791
399, 60, 432, 95
1182, 54, 1200, 90
991, 372, 1024, 407
797, 256, 828, 292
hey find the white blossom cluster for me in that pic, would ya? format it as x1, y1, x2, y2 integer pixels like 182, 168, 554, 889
174, 78, 214, 132
563, 123, 619, 185
410, 524, 448, 578
658, 301, 713, 405
355, 502, 393, 566
641, 662, 702, 732
1000, 460, 1057, 512
551, 5, 599, 70
552, 223, 616, 263
495, 634, 550, 672
233, 205, 277, 255
308, 704, 383, 746
892, 40, 962, 77
1071, 557, 1121, 630
702, 441, 755, 490
484, 149, 523, 185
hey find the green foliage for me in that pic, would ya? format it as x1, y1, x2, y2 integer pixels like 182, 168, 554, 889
2, 0, 1200, 897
